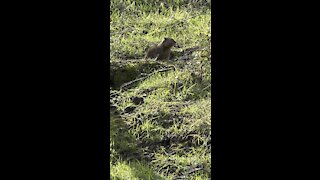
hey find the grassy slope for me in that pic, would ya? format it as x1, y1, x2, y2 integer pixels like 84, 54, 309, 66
110, 1, 211, 179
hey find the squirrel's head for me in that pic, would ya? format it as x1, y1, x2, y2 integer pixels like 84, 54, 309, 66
162, 38, 180, 48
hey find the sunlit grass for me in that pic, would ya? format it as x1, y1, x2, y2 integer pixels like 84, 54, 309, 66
110, 0, 211, 179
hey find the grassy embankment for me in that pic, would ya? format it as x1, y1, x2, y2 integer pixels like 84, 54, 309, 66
110, 1, 211, 179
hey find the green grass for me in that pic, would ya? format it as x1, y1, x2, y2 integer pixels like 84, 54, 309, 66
111, 161, 164, 180
110, 0, 211, 179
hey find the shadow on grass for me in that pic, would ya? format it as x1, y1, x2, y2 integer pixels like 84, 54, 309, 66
110, 114, 164, 180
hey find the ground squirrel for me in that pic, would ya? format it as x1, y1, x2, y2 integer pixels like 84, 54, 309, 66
145, 38, 179, 60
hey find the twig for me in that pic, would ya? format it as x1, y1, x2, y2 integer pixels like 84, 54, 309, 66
202, 84, 211, 91
120, 67, 174, 91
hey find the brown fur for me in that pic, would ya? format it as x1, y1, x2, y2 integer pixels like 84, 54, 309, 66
145, 38, 177, 60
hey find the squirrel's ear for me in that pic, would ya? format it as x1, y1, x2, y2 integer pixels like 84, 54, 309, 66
164, 38, 168, 40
